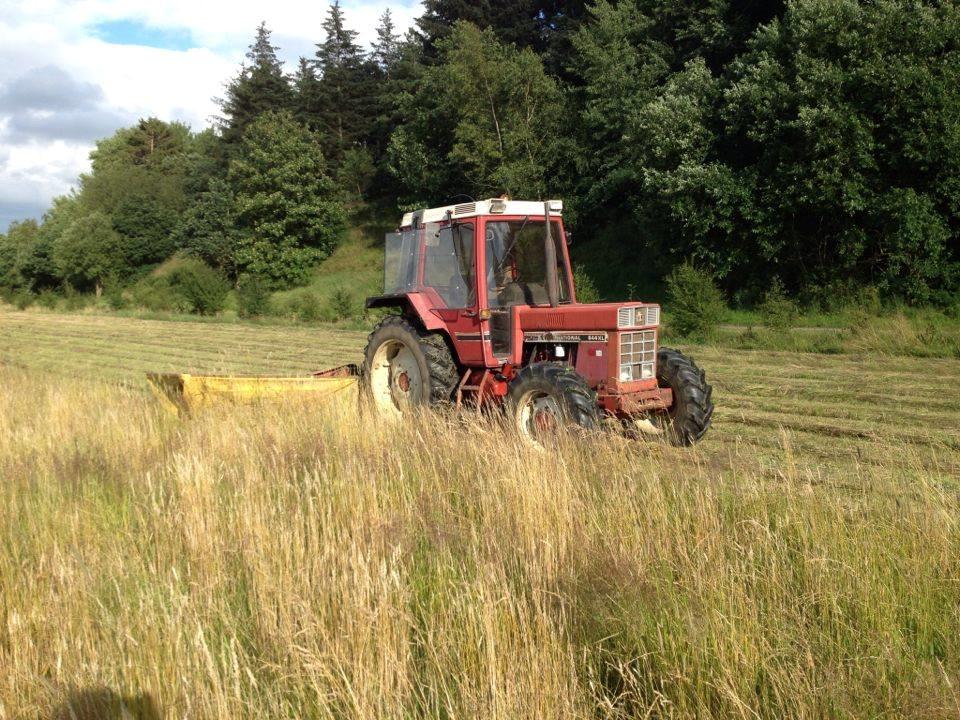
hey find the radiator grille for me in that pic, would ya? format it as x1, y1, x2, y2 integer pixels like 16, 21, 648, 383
617, 305, 660, 328
619, 330, 656, 381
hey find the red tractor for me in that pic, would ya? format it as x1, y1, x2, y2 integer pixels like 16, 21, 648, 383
362, 198, 713, 445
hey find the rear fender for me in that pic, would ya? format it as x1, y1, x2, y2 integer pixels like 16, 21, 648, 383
364, 292, 445, 332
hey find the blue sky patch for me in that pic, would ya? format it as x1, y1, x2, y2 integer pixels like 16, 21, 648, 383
91, 19, 196, 51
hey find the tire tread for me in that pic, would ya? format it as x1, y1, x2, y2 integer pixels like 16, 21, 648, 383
363, 315, 459, 406
657, 347, 714, 445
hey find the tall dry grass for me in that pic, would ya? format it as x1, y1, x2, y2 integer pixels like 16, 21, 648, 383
1, 366, 959, 718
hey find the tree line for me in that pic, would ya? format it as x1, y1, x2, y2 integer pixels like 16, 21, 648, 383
1, 0, 958, 309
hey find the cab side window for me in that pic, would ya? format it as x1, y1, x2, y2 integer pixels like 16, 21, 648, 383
423, 222, 475, 308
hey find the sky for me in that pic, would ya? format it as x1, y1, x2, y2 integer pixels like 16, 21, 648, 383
0, 0, 424, 233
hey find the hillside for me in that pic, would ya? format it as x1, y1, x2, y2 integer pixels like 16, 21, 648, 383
269, 206, 391, 319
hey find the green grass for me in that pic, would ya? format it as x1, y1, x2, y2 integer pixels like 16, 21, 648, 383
0, 308, 367, 384
704, 310, 960, 358
723, 306, 853, 328
270, 206, 390, 321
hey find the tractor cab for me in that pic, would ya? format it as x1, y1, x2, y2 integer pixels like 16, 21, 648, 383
370, 199, 574, 367
364, 198, 714, 445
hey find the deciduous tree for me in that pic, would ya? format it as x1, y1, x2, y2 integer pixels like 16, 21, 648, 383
229, 111, 345, 287
53, 212, 127, 295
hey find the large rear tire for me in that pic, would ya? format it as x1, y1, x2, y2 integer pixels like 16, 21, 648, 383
507, 362, 598, 445
362, 316, 458, 416
656, 347, 714, 445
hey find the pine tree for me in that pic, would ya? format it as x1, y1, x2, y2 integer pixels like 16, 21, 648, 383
415, 0, 587, 65
313, 1, 374, 164
126, 118, 187, 165
219, 23, 294, 148
292, 57, 322, 130
371, 9, 401, 77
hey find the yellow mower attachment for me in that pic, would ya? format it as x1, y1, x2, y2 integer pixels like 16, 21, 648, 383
147, 364, 360, 416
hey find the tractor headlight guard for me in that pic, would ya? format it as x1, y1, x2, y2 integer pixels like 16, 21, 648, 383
619, 330, 656, 382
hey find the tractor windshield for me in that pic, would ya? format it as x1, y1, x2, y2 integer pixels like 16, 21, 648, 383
485, 220, 570, 307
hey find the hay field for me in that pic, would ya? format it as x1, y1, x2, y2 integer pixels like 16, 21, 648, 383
1, 307, 959, 718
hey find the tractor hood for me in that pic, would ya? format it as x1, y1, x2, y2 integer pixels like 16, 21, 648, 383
516, 302, 661, 332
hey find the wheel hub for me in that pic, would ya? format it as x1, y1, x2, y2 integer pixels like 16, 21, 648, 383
369, 338, 423, 415
518, 390, 562, 443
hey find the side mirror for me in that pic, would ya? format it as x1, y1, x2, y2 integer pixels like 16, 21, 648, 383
565, 232, 573, 246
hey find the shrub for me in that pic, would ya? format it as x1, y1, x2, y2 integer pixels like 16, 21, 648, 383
62, 293, 91, 312
12, 291, 33, 311
665, 262, 726, 340
168, 260, 230, 315
817, 281, 883, 316
294, 292, 323, 322
330, 287, 354, 321
758, 278, 799, 331
103, 285, 129, 311
36, 290, 59, 310
946, 300, 960, 321
573, 265, 600, 304
236, 275, 271, 318
129, 278, 191, 313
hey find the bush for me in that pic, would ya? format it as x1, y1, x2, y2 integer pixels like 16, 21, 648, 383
758, 278, 799, 331
816, 281, 883, 316
168, 260, 230, 315
665, 262, 726, 340
946, 300, 960, 321
573, 265, 600, 304
103, 285, 128, 311
294, 292, 323, 322
236, 275, 271, 318
63, 294, 91, 312
36, 290, 59, 310
12, 291, 33, 311
330, 287, 354, 321
129, 278, 191, 313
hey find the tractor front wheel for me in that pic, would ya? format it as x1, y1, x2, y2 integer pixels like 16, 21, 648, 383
507, 363, 598, 445
362, 316, 458, 416
655, 347, 714, 445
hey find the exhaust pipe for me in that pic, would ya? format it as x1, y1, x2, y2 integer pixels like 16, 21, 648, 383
544, 201, 559, 308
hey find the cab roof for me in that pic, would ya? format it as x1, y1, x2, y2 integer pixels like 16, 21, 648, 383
400, 198, 563, 228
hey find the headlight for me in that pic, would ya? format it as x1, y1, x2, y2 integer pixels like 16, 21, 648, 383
620, 362, 655, 382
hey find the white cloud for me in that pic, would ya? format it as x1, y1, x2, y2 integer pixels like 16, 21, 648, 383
0, 0, 423, 230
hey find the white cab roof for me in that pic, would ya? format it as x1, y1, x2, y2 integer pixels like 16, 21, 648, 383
400, 198, 563, 227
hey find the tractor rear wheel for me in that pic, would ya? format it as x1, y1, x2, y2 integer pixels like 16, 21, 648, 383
655, 347, 714, 445
362, 316, 458, 416
507, 362, 598, 445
